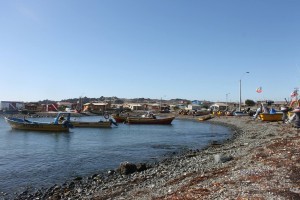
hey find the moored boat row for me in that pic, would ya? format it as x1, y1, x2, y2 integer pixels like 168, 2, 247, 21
4, 112, 176, 132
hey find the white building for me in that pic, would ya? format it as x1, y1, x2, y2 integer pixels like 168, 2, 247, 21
209, 103, 228, 111
176, 104, 187, 110
187, 104, 202, 111
0, 101, 24, 111
126, 103, 143, 111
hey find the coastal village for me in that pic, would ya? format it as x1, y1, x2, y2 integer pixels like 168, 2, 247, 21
0, 97, 287, 116
3, 95, 300, 199
2, 0, 300, 199
0, 98, 209, 114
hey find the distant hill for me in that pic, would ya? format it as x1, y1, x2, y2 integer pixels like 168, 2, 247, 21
37, 96, 193, 105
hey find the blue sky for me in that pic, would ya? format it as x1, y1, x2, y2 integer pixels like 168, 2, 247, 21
1, 0, 300, 103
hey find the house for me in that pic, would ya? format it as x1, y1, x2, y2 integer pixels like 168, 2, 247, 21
46, 103, 59, 112
176, 104, 187, 110
148, 103, 160, 110
0, 101, 24, 111
187, 104, 202, 111
24, 102, 43, 113
273, 101, 288, 107
126, 103, 143, 111
83, 102, 110, 112
111, 104, 124, 109
57, 102, 73, 110
191, 100, 202, 105
256, 100, 287, 109
209, 102, 229, 111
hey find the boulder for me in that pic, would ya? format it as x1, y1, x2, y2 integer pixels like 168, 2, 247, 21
136, 163, 147, 172
118, 162, 137, 175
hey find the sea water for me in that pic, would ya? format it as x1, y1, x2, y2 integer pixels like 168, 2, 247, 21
0, 116, 231, 196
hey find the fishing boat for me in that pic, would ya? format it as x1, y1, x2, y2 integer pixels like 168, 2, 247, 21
111, 114, 127, 123
233, 111, 249, 116
71, 119, 117, 128
259, 113, 283, 122
126, 116, 175, 125
4, 112, 73, 132
198, 114, 213, 121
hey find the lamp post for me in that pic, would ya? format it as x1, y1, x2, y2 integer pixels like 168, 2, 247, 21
239, 72, 250, 111
226, 93, 230, 106
160, 95, 166, 111
226, 93, 230, 111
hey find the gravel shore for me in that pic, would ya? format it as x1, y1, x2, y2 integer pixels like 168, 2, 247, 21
11, 115, 300, 199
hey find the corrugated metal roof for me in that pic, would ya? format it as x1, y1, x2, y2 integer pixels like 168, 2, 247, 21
127, 104, 142, 106
211, 102, 228, 106
92, 103, 108, 106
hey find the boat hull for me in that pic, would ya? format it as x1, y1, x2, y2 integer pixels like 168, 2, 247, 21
234, 112, 249, 116
112, 115, 127, 123
5, 117, 69, 132
259, 113, 283, 121
126, 117, 175, 125
198, 115, 213, 121
71, 121, 111, 128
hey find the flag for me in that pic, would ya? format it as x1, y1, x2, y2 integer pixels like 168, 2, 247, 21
256, 87, 262, 93
291, 90, 298, 97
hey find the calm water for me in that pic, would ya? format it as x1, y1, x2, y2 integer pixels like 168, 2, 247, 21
0, 116, 231, 195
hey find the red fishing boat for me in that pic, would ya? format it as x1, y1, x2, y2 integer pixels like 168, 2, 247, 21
112, 114, 127, 123
126, 116, 175, 125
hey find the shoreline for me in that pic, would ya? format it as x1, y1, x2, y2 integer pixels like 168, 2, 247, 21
8, 115, 300, 199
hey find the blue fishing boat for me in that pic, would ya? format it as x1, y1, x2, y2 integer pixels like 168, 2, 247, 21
5, 112, 73, 132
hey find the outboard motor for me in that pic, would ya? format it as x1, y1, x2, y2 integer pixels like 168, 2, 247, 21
62, 120, 74, 128
281, 107, 288, 123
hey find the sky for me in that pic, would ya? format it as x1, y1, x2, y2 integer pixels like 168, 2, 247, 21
1, 0, 300, 103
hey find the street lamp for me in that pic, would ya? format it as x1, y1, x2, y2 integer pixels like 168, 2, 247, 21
160, 95, 166, 111
239, 72, 250, 111
226, 93, 230, 111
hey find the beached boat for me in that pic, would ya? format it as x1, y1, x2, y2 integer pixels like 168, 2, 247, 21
126, 116, 175, 125
4, 112, 73, 132
198, 114, 213, 121
259, 113, 283, 121
234, 111, 249, 116
71, 119, 117, 128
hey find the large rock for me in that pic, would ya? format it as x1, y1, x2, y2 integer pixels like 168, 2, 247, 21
136, 163, 147, 172
118, 162, 137, 175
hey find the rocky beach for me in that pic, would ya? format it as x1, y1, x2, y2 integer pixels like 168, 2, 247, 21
9, 115, 300, 200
